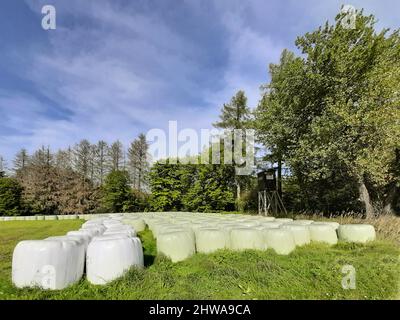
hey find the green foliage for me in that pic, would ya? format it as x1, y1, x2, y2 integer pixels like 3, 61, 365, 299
0, 177, 23, 216
149, 158, 236, 212
101, 170, 133, 212
255, 10, 400, 215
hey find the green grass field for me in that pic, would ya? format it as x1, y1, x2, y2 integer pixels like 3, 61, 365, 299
0, 220, 399, 300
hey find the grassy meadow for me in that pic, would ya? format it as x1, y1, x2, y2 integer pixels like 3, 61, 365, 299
0, 218, 399, 300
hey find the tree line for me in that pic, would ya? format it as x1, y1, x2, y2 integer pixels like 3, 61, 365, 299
1, 9, 399, 217
0, 135, 150, 216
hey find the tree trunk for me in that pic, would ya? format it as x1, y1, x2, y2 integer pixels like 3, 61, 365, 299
383, 183, 398, 215
358, 179, 375, 218
236, 180, 241, 201
277, 156, 282, 198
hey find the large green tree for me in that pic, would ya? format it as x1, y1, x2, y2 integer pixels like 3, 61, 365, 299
256, 10, 400, 216
101, 170, 133, 212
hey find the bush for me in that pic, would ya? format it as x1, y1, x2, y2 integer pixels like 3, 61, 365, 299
0, 177, 23, 216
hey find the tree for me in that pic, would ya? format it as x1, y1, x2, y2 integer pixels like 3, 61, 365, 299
108, 140, 124, 172
255, 9, 400, 216
128, 133, 150, 191
214, 90, 251, 203
73, 140, 93, 179
0, 177, 23, 216
101, 170, 133, 212
0, 156, 6, 177
13, 149, 29, 172
94, 140, 108, 185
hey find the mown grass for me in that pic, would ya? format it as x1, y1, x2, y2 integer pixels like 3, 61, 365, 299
0, 220, 399, 300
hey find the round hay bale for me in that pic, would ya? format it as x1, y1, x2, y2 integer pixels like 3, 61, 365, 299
312, 221, 340, 230
338, 224, 376, 243
281, 224, 311, 246
195, 228, 231, 253
275, 218, 293, 223
86, 236, 143, 285
309, 224, 338, 245
12, 240, 85, 289
44, 215, 58, 221
259, 221, 283, 229
157, 230, 195, 262
262, 229, 296, 255
230, 228, 265, 251
292, 220, 314, 225
122, 218, 146, 232
36, 215, 45, 220
259, 216, 276, 222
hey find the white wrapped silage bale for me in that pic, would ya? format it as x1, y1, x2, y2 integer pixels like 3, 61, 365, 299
122, 218, 146, 232
25, 216, 37, 221
4, 216, 16, 221
45, 215, 58, 221
45, 236, 86, 279
157, 230, 196, 262
262, 229, 296, 255
258, 216, 276, 222
259, 221, 283, 229
312, 221, 340, 230
12, 239, 85, 289
275, 218, 293, 223
103, 219, 123, 229
86, 236, 143, 285
309, 224, 338, 245
15, 216, 25, 221
195, 228, 231, 253
36, 215, 45, 220
230, 228, 265, 251
292, 220, 314, 225
77, 228, 101, 238
280, 224, 311, 246
337, 224, 376, 243
67, 230, 95, 241
64, 233, 92, 249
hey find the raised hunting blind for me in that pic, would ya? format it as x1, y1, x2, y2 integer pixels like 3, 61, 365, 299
257, 169, 287, 216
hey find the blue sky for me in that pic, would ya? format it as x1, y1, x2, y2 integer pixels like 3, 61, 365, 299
0, 0, 399, 165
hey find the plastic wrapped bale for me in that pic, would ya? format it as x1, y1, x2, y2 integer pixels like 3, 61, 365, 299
157, 231, 195, 262
262, 229, 296, 255
45, 215, 58, 221
309, 224, 338, 245
312, 221, 340, 230
76, 228, 100, 238
36, 215, 45, 220
103, 229, 136, 238
12, 239, 85, 289
25, 216, 37, 221
86, 236, 143, 285
259, 217, 276, 222
281, 224, 311, 246
338, 224, 376, 243
195, 228, 231, 253
292, 220, 314, 225
81, 225, 106, 235
275, 218, 293, 223
45, 237, 86, 279
65, 232, 93, 248
259, 221, 283, 229
122, 218, 146, 232
230, 228, 265, 251
4, 217, 16, 221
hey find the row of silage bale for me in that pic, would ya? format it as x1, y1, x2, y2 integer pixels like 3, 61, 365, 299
140, 212, 377, 262
12, 213, 144, 290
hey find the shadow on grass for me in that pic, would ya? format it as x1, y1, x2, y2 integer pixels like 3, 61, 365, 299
138, 228, 157, 267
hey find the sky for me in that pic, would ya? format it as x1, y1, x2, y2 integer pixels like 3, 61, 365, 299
0, 0, 399, 166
